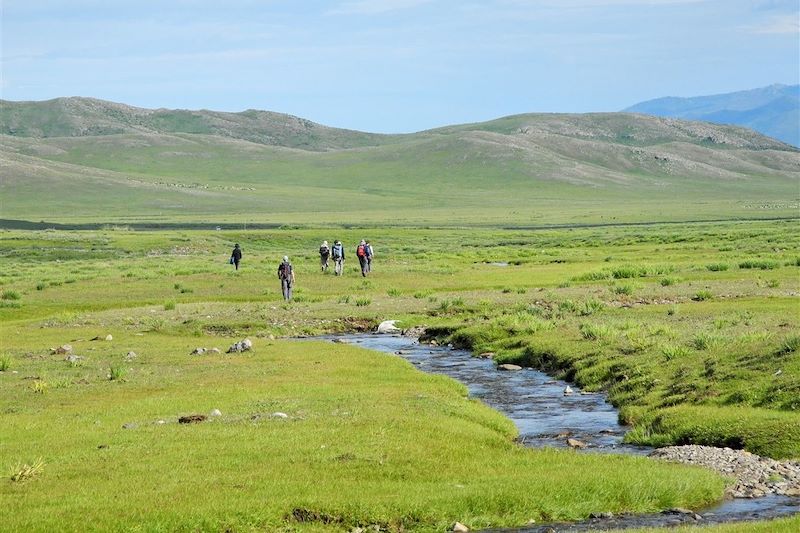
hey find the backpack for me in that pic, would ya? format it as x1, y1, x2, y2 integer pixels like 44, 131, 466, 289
319, 245, 329, 256
357, 244, 366, 257
332, 244, 342, 259
278, 262, 292, 279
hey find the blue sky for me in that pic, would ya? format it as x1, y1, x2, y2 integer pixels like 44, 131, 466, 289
2, 0, 798, 132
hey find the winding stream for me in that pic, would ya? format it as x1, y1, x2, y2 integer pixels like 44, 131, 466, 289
323, 333, 799, 531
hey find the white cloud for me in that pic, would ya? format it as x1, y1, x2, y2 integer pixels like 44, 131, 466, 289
749, 13, 800, 34
328, 0, 434, 15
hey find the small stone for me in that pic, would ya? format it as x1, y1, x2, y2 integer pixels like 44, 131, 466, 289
125, 351, 137, 360
53, 344, 73, 355
563, 385, 574, 395
666, 508, 693, 515
191, 347, 206, 355
65, 354, 84, 363
105, 334, 113, 341
452, 522, 469, 532
479, 352, 495, 358
268, 334, 275, 340
210, 409, 222, 417
271, 412, 289, 419
209, 348, 221, 354
567, 438, 587, 449
498, 364, 522, 371
156, 420, 166, 425
122, 422, 137, 429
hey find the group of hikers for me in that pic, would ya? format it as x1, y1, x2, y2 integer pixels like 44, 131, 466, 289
229, 239, 375, 301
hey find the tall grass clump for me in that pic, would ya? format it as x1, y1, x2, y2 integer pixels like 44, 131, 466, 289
109, 363, 127, 381
611, 265, 648, 279
662, 344, 692, 360
778, 335, 800, 354
1, 290, 20, 300
386, 288, 402, 297
613, 284, 634, 295
693, 290, 713, 301
706, 263, 729, 272
692, 332, 721, 351
739, 259, 779, 270
354, 297, 371, 307
660, 277, 678, 286
0, 354, 11, 371
578, 298, 605, 316
164, 300, 176, 311
579, 322, 615, 341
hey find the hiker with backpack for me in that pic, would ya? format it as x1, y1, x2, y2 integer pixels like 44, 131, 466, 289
230, 243, 242, 270
277, 256, 295, 301
356, 240, 369, 277
319, 240, 330, 272
364, 240, 374, 273
331, 240, 345, 276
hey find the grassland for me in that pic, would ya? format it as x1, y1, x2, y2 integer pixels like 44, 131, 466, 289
0, 218, 798, 530
2, 98, 798, 226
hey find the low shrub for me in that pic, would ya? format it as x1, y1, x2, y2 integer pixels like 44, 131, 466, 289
354, 297, 371, 307
1, 290, 20, 300
693, 290, 713, 301
164, 300, 176, 311
706, 263, 729, 272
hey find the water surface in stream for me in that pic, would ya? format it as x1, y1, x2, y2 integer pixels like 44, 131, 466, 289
321, 333, 799, 530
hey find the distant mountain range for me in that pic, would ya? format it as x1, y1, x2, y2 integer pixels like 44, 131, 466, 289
625, 84, 800, 147
1, 97, 798, 225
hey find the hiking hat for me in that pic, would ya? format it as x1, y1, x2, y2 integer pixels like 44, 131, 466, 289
283, 256, 289, 262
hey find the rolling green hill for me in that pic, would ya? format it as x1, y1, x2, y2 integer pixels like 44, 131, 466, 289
1, 98, 798, 226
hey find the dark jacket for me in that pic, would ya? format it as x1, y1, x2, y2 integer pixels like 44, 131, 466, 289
231, 247, 242, 261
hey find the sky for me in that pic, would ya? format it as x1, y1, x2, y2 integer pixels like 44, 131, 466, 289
1, 0, 798, 133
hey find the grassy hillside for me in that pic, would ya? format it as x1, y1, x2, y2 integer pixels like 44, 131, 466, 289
1, 98, 798, 225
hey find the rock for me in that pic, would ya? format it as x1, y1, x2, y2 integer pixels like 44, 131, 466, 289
190, 347, 206, 355
52, 344, 73, 354
567, 438, 587, 449
452, 522, 469, 532
479, 352, 495, 358
332, 338, 350, 344
498, 364, 522, 371
782, 488, 800, 497
590, 512, 614, 519
268, 334, 275, 340
178, 414, 207, 424
125, 351, 137, 360
271, 412, 289, 419
227, 338, 253, 353
402, 325, 427, 337
563, 385, 574, 395
376, 320, 401, 334
105, 334, 113, 341
210, 409, 222, 417
156, 420, 166, 425
122, 422, 137, 429
209, 348, 221, 354
65, 354, 84, 363
665, 508, 694, 515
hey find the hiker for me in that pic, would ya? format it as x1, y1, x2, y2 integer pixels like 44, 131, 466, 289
364, 240, 374, 273
331, 240, 345, 276
356, 240, 369, 277
319, 240, 330, 272
230, 243, 242, 270
278, 256, 295, 301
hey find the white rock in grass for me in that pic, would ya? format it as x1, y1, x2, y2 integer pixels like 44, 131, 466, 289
453, 522, 469, 532
105, 334, 113, 341
563, 385, 574, 395
210, 409, 222, 417
270, 412, 289, 419
376, 320, 401, 334
498, 364, 522, 371
125, 351, 137, 360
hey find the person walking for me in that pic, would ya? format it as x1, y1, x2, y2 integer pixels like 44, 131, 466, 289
356, 240, 368, 277
364, 240, 374, 274
278, 255, 295, 301
230, 243, 242, 270
319, 240, 330, 272
331, 240, 345, 276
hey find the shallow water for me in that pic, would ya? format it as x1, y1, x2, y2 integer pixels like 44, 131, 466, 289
322, 333, 799, 530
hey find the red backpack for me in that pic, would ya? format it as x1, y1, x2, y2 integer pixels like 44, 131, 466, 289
357, 244, 366, 257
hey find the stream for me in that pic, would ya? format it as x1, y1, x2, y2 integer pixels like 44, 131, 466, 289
324, 333, 800, 531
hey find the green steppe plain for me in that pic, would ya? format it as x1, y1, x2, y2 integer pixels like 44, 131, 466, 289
1, 220, 798, 532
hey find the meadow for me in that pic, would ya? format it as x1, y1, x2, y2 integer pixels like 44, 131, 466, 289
1, 218, 798, 531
